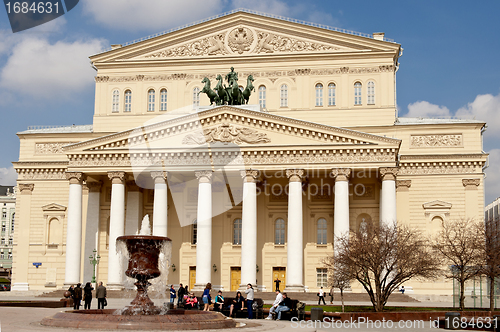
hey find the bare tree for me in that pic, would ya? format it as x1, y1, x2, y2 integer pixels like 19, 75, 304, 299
325, 260, 352, 312
479, 219, 500, 311
433, 218, 484, 311
334, 220, 441, 312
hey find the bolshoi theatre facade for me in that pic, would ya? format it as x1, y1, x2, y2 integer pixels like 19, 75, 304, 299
11, 10, 487, 293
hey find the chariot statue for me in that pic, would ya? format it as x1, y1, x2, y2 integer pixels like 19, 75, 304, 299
198, 67, 254, 106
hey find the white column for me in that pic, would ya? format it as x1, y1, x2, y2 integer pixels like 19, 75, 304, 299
332, 168, 351, 253
107, 171, 126, 290
285, 169, 304, 292
240, 170, 258, 289
380, 167, 398, 227
83, 181, 101, 284
64, 172, 84, 287
124, 181, 143, 235
194, 170, 213, 291
151, 171, 169, 237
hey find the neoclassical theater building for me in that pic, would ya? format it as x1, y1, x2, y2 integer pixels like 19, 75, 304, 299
12, 10, 487, 293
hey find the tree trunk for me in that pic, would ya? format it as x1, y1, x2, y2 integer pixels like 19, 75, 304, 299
341, 289, 344, 313
490, 276, 496, 312
460, 279, 465, 311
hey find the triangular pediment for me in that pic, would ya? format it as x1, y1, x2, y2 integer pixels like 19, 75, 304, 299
90, 11, 399, 63
41, 203, 67, 212
64, 106, 401, 154
422, 200, 452, 210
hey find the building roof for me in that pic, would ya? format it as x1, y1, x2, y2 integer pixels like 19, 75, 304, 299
0, 186, 14, 197
17, 125, 93, 135
395, 117, 486, 126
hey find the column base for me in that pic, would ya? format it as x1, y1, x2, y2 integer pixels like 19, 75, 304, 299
212, 285, 224, 291
191, 283, 208, 292
11, 283, 29, 291
284, 284, 305, 292
256, 284, 267, 292
106, 283, 124, 291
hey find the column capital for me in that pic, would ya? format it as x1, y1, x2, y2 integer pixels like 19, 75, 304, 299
107, 171, 126, 184
18, 183, 34, 194
462, 178, 480, 188
286, 169, 304, 182
380, 167, 399, 181
66, 171, 84, 184
241, 169, 259, 183
195, 170, 213, 183
396, 180, 411, 191
331, 168, 351, 181
86, 181, 102, 192
151, 171, 169, 183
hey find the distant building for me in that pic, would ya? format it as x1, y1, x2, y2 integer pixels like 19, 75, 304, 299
485, 197, 500, 230
0, 186, 15, 278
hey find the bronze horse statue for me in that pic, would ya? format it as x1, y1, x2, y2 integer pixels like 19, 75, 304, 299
226, 76, 244, 105
198, 77, 220, 106
242, 75, 255, 104
215, 74, 229, 105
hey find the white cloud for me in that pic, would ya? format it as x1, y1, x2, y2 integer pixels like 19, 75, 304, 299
0, 166, 17, 186
485, 149, 500, 204
0, 37, 107, 99
406, 101, 451, 118
456, 93, 500, 140
82, 0, 225, 32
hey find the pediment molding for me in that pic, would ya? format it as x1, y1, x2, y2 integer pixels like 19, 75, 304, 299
422, 200, 452, 210
42, 203, 67, 212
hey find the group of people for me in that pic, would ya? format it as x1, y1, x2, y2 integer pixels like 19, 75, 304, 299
265, 290, 292, 320
67, 282, 107, 310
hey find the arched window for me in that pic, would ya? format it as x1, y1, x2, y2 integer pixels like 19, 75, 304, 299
112, 89, 119, 113
193, 87, 200, 106
48, 217, 62, 245
367, 81, 375, 104
315, 83, 323, 106
275, 218, 286, 245
328, 83, 336, 106
192, 220, 197, 245
317, 218, 327, 244
233, 218, 242, 245
354, 82, 362, 105
124, 90, 132, 112
259, 85, 266, 108
160, 89, 167, 111
280, 84, 288, 107
148, 89, 155, 111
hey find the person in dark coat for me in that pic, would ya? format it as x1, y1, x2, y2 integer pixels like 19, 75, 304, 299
83, 282, 94, 309
96, 282, 107, 309
177, 283, 185, 307
73, 283, 83, 310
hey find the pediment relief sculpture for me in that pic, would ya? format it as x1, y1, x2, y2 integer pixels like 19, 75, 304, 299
182, 123, 271, 145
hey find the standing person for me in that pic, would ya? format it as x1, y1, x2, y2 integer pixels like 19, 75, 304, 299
73, 283, 83, 310
202, 283, 212, 311
228, 291, 244, 317
329, 286, 334, 304
184, 285, 189, 298
245, 283, 254, 319
83, 282, 94, 309
318, 286, 326, 305
169, 285, 176, 305
96, 282, 107, 310
274, 278, 281, 292
275, 293, 292, 320
265, 290, 283, 319
214, 290, 224, 311
177, 283, 185, 307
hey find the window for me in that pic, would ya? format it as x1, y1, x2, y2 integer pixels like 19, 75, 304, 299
160, 89, 167, 111
8, 238, 12, 245
112, 89, 119, 112
316, 268, 328, 287
0, 238, 4, 245
354, 82, 362, 105
1, 224, 5, 232
328, 83, 336, 106
11, 213, 14, 233
48, 218, 62, 245
193, 87, 200, 106
124, 90, 132, 112
275, 218, 286, 245
367, 81, 375, 104
148, 89, 155, 111
2, 211, 5, 218
233, 218, 242, 245
192, 220, 197, 245
8, 252, 11, 259
315, 83, 323, 106
259, 86, 266, 108
317, 218, 327, 244
0, 252, 3, 260
280, 84, 288, 107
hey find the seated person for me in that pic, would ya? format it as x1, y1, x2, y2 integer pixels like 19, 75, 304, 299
274, 292, 292, 320
228, 291, 244, 317
184, 293, 198, 309
214, 290, 224, 312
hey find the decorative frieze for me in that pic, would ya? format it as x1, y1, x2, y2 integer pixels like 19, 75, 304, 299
410, 134, 463, 148
35, 143, 73, 154
462, 178, 480, 188
399, 161, 483, 175
16, 168, 67, 180
182, 123, 271, 145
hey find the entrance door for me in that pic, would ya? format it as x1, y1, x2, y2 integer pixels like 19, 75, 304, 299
230, 267, 241, 291
272, 267, 286, 292
189, 267, 196, 291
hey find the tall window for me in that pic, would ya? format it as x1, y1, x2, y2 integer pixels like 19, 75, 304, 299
315, 83, 323, 106
280, 84, 288, 107
1, 224, 5, 232
124, 90, 132, 112
8, 238, 12, 245
233, 218, 242, 245
275, 218, 286, 245
148, 89, 155, 111
328, 83, 336, 106
192, 220, 197, 245
0, 252, 3, 259
316, 268, 328, 287
317, 218, 327, 244
1, 238, 4, 245
160, 89, 167, 111
259, 85, 266, 108
112, 89, 119, 113
193, 87, 200, 106
354, 82, 362, 105
367, 81, 375, 104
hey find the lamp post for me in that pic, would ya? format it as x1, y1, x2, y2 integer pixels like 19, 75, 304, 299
89, 249, 100, 284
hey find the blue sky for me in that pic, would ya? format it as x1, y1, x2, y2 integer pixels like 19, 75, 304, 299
0, 0, 499, 203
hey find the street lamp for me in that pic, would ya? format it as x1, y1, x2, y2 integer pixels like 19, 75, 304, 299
89, 249, 100, 284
